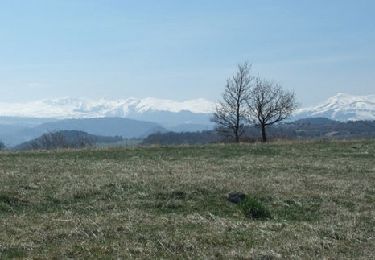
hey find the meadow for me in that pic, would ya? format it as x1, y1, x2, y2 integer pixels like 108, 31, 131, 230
0, 140, 374, 259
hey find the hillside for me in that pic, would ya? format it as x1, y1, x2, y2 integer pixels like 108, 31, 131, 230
32, 118, 165, 138
0, 141, 374, 258
0, 118, 165, 146
14, 130, 122, 151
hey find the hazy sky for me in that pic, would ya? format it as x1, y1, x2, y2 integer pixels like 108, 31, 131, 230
0, 0, 374, 106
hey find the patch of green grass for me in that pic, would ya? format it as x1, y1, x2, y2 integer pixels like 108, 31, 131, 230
146, 188, 240, 217
0, 247, 27, 259
239, 196, 272, 220
0, 193, 28, 213
274, 198, 322, 221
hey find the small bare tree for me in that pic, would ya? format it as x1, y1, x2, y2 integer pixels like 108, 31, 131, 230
0, 141, 5, 151
246, 78, 297, 142
212, 63, 253, 142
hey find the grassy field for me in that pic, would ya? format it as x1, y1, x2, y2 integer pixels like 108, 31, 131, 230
0, 140, 374, 259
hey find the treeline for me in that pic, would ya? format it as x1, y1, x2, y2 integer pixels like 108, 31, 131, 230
282, 118, 375, 139
142, 118, 375, 145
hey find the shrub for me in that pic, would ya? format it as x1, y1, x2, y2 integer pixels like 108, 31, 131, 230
239, 197, 271, 220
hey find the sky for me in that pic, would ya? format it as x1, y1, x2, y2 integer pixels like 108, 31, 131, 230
0, 0, 374, 107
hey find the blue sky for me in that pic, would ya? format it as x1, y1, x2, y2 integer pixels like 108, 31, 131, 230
0, 0, 374, 106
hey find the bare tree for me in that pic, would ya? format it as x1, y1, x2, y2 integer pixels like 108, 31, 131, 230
0, 141, 5, 151
212, 63, 253, 142
246, 78, 297, 142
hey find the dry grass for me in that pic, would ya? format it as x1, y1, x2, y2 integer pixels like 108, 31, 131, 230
0, 140, 374, 259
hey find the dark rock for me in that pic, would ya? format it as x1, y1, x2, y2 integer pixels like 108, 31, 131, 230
284, 199, 296, 205
227, 192, 246, 204
171, 191, 186, 200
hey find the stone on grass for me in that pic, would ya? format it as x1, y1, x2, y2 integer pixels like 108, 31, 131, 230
227, 192, 246, 204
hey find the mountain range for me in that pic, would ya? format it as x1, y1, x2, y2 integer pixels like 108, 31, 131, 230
1, 93, 374, 122
0, 97, 214, 120
295, 93, 375, 121
0, 93, 374, 146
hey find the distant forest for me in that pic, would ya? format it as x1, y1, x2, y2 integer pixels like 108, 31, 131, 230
142, 118, 375, 145
15, 130, 122, 151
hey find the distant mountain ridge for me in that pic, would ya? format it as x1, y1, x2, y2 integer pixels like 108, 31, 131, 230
0, 118, 165, 147
1, 93, 375, 147
295, 93, 375, 121
1, 94, 375, 122
0, 97, 215, 118
0, 97, 215, 131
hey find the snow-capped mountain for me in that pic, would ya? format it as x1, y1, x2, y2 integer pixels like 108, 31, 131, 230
0, 97, 216, 119
1, 93, 374, 123
295, 93, 375, 121
0, 97, 216, 146
1, 93, 375, 146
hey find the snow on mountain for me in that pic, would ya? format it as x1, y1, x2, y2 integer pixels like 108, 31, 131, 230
295, 93, 375, 121
0, 97, 216, 119
1, 93, 374, 122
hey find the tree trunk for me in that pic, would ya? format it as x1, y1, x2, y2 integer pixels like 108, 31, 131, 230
236, 100, 240, 143
235, 132, 240, 143
261, 124, 267, 142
